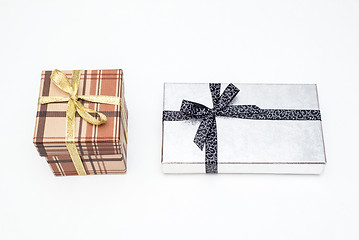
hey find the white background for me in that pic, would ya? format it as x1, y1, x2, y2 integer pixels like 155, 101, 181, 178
0, 0, 358, 239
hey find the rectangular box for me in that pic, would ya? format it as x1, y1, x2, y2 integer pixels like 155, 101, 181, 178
162, 83, 326, 174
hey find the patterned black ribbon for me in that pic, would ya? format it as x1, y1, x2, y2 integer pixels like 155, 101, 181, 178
163, 83, 321, 173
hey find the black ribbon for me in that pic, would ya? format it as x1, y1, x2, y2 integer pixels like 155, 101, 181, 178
163, 83, 321, 173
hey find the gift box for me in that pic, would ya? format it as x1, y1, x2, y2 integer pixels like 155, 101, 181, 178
33, 69, 128, 176
162, 83, 326, 174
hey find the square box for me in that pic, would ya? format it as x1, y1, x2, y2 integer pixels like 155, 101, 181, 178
33, 69, 128, 176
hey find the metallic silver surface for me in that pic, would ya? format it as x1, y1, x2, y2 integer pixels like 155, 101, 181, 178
162, 83, 326, 174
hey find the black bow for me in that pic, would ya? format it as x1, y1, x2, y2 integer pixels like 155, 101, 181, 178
163, 83, 321, 173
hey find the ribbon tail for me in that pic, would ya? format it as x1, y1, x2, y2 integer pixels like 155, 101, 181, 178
75, 101, 107, 125
66, 100, 87, 176
204, 117, 218, 173
78, 95, 128, 141
193, 117, 213, 150
78, 95, 127, 142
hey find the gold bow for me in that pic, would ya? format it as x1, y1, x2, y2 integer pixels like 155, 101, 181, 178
39, 69, 127, 175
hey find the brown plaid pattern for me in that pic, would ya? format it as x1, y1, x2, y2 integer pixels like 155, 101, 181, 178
46, 153, 126, 176
33, 69, 128, 176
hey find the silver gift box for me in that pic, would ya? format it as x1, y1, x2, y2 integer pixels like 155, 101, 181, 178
161, 83, 326, 174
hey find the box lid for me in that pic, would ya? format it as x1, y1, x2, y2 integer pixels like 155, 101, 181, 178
33, 69, 127, 157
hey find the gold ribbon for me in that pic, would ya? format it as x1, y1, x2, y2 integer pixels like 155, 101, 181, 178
39, 69, 127, 175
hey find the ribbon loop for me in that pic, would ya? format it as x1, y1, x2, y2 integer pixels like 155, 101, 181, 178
180, 100, 211, 118
209, 83, 221, 108
71, 70, 81, 98
50, 69, 74, 95
218, 83, 240, 109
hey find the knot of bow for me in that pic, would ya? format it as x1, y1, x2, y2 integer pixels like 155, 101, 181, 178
38, 69, 123, 125
179, 83, 240, 151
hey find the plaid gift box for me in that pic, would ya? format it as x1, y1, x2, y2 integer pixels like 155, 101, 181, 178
33, 69, 128, 176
